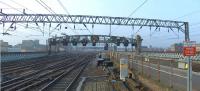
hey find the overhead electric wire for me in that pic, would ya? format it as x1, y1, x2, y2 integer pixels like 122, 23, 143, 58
57, 0, 93, 35
57, 0, 91, 35
35, 0, 60, 35
39, 0, 58, 14
0, 1, 49, 36
111, 0, 148, 34
1, 23, 44, 37
9, 0, 37, 13
0, 1, 22, 13
56, 0, 79, 34
39, 0, 79, 35
171, 9, 200, 39
0, 8, 25, 10
128, 0, 148, 17
18, 23, 49, 34
172, 9, 200, 36
173, 9, 200, 20
35, 0, 77, 35
57, 0, 70, 15
143, 8, 200, 43
190, 22, 200, 27
2, 0, 48, 34
35, 0, 55, 14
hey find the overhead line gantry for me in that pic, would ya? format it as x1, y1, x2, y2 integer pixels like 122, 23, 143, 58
0, 14, 189, 40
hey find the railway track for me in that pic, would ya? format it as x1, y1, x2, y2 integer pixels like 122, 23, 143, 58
1, 56, 67, 77
1, 52, 78, 69
39, 59, 89, 91
1, 55, 61, 68
1, 53, 94, 91
1, 59, 71, 90
1, 54, 70, 71
1, 55, 73, 82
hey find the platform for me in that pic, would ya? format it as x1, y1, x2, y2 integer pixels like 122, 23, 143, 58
83, 81, 112, 91
77, 57, 113, 91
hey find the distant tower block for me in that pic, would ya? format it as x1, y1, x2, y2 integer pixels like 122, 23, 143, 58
135, 35, 143, 55
120, 57, 128, 81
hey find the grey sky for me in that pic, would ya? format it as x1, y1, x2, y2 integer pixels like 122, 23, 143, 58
0, 0, 200, 48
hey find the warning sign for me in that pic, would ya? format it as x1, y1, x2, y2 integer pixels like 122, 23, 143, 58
183, 47, 196, 56
183, 41, 196, 56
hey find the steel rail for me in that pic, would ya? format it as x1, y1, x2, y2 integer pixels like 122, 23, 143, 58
1, 56, 74, 88
1, 57, 75, 91
16, 56, 90, 91
1, 54, 88, 91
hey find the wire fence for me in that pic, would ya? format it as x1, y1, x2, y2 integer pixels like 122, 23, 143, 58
109, 51, 200, 91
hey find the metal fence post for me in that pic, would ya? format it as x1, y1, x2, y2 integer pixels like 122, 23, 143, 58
184, 22, 192, 91
187, 56, 192, 91
141, 56, 144, 75
157, 60, 160, 82
170, 60, 173, 88
148, 57, 151, 78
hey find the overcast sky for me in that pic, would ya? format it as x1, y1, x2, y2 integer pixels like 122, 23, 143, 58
0, 0, 200, 48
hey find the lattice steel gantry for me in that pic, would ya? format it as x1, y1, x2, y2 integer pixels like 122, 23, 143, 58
0, 14, 189, 40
